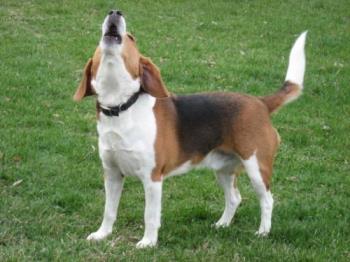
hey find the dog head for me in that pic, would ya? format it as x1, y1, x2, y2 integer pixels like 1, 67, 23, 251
74, 10, 169, 102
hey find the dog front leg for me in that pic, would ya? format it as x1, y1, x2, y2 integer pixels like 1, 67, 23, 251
136, 180, 162, 248
87, 167, 124, 241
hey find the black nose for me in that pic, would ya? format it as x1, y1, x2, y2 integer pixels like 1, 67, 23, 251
108, 10, 123, 16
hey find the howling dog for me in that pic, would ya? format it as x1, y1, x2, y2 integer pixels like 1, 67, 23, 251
74, 10, 307, 248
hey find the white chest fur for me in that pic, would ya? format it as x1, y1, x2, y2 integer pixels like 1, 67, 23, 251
97, 94, 157, 178
93, 43, 157, 178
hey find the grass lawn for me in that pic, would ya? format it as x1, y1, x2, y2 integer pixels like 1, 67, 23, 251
1, 0, 349, 260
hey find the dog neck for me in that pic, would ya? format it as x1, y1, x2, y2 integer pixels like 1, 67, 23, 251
98, 89, 143, 117
94, 52, 140, 107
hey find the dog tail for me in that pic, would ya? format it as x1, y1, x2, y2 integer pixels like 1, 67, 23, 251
261, 31, 307, 113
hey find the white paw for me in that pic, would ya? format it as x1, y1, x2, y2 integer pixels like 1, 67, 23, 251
136, 238, 157, 249
255, 227, 270, 237
214, 220, 230, 228
87, 230, 111, 241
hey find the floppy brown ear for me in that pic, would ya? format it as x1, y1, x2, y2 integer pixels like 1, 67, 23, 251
139, 56, 169, 98
73, 58, 94, 101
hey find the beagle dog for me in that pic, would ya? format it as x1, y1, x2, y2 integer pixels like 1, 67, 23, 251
74, 10, 307, 248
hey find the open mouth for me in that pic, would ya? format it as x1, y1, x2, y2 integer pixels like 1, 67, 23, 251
104, 24, 118, 37
104, 24, 121, 43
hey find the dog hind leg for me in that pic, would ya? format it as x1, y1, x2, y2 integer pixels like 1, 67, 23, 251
241, 154, 274, 236
215, 171, 242, 228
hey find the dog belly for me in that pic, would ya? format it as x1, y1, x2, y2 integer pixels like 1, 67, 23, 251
167, 150, 241, 178
200, 151, 241, 172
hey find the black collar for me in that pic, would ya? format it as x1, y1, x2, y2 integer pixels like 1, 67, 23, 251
99, 90, 143, 117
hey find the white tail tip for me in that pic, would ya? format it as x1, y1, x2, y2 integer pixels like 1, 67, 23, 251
285, 31, 307, 87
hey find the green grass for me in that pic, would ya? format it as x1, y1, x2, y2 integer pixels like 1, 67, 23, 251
1, 0, 349, 260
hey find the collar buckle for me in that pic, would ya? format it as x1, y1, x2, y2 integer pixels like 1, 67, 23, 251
109, 106, 120, 116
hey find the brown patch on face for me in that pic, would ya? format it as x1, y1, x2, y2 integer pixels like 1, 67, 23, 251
121, 33, 141, 79
120, 33, 170, 99
121, 33, 170, 98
